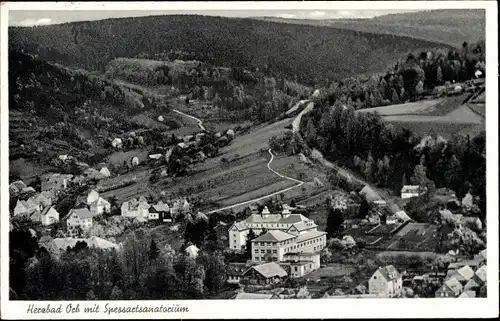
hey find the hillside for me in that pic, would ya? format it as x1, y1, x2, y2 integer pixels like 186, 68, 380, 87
8, 15, 454, 85
8, 51, 172, 177
256, 9, 485, 47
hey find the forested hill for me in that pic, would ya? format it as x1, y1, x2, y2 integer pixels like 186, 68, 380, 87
9, 15, 454, 85
256, 9, 485, 48
9, 51, 154, 163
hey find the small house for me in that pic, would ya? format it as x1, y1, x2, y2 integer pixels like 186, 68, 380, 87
13, 198, 40, 217
157, 115, 164, 122
475, 265, 487, 284
234, 292, 278, 300
401, 185, 424, 199
121, 197, 150, 218
67, 208, 95, 232
112, 138, 123, 148
149, 201, 171, 222
242, 262, 288, 286
368, 265, 403, 298
226, 262, 249, 285
40, 206, 60, 226
131, 157, 140, 166
435, 278, 463, 297
185, 244, 200, 259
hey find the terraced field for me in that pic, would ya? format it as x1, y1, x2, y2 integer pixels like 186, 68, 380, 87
359, 95, 485, 139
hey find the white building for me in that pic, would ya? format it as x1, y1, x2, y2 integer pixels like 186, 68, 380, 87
228, 205, 320, 251
112, 138, 123, 148
121, 197, 150, 218
86, 190, 111, 215
401, 185, 425, 199
99, 167, 111, 177
368, 265, 403, 298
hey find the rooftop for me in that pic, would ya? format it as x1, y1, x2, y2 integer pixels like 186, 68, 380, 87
234, 292, 275, 300
247, 262, 288, 279
69, 208, 94, 219
252, 230, 296, 243
295, 230, 326, 243
376, 265, 401, 281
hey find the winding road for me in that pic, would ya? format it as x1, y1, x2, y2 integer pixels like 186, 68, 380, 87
173, 109, 206, 131
172, 109, 305, 214
206, 149, 304, 214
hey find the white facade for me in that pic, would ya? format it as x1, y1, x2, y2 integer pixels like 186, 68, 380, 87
41, 207, 59, 226
401, 185, 424, 199
228, 206, 318, 251
368, 266, 403, 298
121, 198, 150, 218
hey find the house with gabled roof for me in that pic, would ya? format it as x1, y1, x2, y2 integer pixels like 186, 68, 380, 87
13, 198, 40, 217
242, 262, 288, 286
475, 265, 487, 284
226, 262, 251, 285
9, 180, 28, 195
149, 201, 171, 222
66, 208, 96, 232
435, 278, 463, 297
40, 206, 60, 226
228, 205, 319, 251
368, 265, 403, 298
121, 197, 150, 218
464, 278, 480, 292
234, 292, 278, 299
456, 265, 475, 282
401, 185, 425, 199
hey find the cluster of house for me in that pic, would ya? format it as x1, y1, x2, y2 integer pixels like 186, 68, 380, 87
111, 131, 145, 149
11, 180, 60, 226
226, 205, 327, 285
121, 196, 190, 222
435, 249, 487, 298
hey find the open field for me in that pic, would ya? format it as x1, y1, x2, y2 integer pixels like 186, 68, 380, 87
107, 149, 149, 167
303, 263, 357, 279
358, 95, 485, 139
357, 99, 443, 116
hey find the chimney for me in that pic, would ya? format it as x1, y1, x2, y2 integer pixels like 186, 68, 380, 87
261, 206, 270, 218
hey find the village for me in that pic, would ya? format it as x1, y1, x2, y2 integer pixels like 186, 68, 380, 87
9, 153, 488, 299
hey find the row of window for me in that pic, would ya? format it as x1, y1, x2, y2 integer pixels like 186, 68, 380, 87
254, 256, 278, 262
254, 249, 278, 254
248, 223, 292, 229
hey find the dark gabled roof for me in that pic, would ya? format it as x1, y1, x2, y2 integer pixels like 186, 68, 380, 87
376, 265, 401, 281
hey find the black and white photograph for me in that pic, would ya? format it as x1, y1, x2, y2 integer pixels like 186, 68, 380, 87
0, 1, 498, 319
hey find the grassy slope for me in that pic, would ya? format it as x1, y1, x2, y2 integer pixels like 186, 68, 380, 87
256, 9, 485, 47
9, 15, 453, 83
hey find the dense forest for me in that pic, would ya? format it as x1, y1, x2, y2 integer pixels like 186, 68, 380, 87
258, 9, 485, 48
300, 98, 486, 220
10, 212, 230, 300
9, 14, 454, 85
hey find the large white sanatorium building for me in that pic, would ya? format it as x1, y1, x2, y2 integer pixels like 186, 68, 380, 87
229, 206, 326, 255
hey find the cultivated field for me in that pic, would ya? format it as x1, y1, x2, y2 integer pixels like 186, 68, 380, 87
357, 99, 443, 116
358, 95, 485, 139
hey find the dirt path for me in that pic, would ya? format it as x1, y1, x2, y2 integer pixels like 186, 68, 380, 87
206, 149, 304, 214
173, 109, 206, 131
172, 109, 305, 214
293, 104, 403, 215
